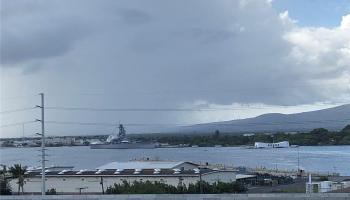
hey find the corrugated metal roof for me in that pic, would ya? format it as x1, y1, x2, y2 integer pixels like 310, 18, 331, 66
23, 168, 225, 177
97, 161, 197, 170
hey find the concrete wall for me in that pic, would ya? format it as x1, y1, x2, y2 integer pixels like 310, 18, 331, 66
1, 193, 350, 200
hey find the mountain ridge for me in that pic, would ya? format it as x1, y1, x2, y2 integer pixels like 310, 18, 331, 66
178, 104, 350, 133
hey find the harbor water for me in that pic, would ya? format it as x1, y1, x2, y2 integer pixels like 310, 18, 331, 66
0, 145, 349, 175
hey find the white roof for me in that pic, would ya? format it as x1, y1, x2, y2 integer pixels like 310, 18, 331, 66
97, 161, 197, 170
236, 174, 256, 179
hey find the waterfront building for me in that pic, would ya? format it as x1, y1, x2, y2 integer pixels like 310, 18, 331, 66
306, 178, 350, 193
97, 161, 199, 171
10, 161, 237, 194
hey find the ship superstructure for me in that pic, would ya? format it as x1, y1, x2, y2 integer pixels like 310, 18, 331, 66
90, 124, 156, 149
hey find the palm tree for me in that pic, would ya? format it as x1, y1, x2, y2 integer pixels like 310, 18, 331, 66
9, 164, 26, 195
0, 165, 7, 179
0, 164, 12, 195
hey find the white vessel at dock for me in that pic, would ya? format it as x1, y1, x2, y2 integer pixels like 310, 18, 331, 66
254, 141, 290, 148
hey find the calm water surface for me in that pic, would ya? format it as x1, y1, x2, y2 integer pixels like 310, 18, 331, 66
0, 146, 349, 175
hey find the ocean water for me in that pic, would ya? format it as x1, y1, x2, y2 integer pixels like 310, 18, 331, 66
0, 145, 349, 175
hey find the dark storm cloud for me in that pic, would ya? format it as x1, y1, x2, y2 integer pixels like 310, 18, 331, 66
0, 0, 93, 65
1, 0, 346, 105
1, 0, 349, 137
119, 9, 152, 25
1, 23, 89, 65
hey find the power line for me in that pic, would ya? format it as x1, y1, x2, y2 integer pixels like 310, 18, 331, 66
45, 106, 252, 112
44, 105, 335, 112
44, 118, 350, 128
41, 82, 350, 96
0, 107, 37, 115
0, 94, 38, 101
0, 121, 37, 128
45, 121, 185, 126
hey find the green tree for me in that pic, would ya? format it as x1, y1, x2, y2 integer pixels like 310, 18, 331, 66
310, 128, 329, 134
341, 124, 350, 133
0, 165, 7, 180
46, 188, 57, 195
0, 165, 12, 195
0, 178, 12, 195
9, 164, 26, 195
106, 180, 246, 194
214, 130, 220, 138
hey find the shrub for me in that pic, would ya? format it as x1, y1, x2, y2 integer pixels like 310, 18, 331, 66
106, 180, 246, 194
46, 188, 57, 195
0, 178, 12, 195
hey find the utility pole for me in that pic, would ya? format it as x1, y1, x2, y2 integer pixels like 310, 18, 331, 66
199, 169, 203, 194
100, 177, 105, 194
37, 93, 46, 196
297, 147, 300, 172
22, 123, 25, 140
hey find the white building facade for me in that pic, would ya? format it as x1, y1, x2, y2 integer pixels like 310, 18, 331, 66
10, 161, 237, 194
11, 169, 236, 194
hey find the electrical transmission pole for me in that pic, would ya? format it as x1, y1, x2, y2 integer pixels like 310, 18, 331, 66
37, 93, 46, 196
297, 146, 300, 172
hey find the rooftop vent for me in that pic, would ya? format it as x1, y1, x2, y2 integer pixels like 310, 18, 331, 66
134, 169, 141, 174
95, 169, 105, 174
40, 170, 51, 175
24, 170, 32, 175
58, 169, 70, 175
173, 168, 181, 174
76, 169, 87, 175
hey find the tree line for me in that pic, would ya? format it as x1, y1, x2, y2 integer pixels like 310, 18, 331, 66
106, 180, 247, 194
133, 125, 350, 146
0, 164, 26, 195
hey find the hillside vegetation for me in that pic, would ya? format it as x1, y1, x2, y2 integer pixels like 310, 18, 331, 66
134, 125, 350, 146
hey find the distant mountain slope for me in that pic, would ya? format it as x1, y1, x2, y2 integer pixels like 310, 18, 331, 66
179, 104, 350, 133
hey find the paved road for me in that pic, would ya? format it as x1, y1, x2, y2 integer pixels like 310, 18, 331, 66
248, 178, 307, 193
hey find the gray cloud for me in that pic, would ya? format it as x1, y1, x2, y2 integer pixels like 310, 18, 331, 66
1, 0, 349, 137
119, 9, 152, 25
1, 0, 95, 65
1, 23, 88, 65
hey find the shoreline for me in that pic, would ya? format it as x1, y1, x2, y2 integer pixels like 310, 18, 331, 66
1, 144, 350, 149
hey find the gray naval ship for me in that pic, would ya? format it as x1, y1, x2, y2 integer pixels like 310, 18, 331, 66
90, 124, 157, 149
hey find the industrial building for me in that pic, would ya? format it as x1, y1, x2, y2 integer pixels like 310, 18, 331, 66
10, 161, 238, 194
306, 180, 350, 193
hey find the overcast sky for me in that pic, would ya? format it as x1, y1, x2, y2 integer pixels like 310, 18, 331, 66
1, 0, 350, 138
